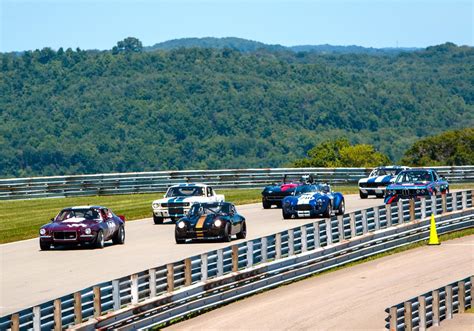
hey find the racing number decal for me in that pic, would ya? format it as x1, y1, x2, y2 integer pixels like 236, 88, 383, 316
107, 220, 116, 234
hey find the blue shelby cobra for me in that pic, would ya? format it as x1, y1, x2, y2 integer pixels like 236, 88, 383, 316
384, 169, 449, 204
281, 184, 345, 219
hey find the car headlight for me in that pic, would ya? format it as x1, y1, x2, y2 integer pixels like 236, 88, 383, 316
214, 219, 222, 227
85, 228, 91, 235
39, 228, 46, 235
177, 221, 186, 229
152, 203, 160, 209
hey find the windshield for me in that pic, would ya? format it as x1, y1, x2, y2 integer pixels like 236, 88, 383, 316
166, 186, 204, 198
188, 203, 230, 216
56, 208, 102, 222
395, 171, 433, 184
294, 184, 330, 195
370, 168, 404, 177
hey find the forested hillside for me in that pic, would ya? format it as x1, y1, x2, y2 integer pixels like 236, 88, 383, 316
0, 40, 472, 177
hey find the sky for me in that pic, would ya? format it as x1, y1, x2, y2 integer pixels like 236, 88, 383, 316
0, 0, 472, 52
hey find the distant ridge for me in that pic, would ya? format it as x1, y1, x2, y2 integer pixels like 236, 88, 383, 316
146, 37, 420, 54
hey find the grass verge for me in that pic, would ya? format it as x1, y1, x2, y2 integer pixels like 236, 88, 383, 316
0, 184, 471, 244
152, 229, 474, 329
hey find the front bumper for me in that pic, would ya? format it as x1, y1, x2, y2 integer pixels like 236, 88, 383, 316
283, 204, 326, 217
39, 233, 96, 245
153, 207, 191, 218
175, 226, 225, 240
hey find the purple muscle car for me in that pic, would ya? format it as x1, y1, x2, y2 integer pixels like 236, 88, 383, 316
39, 206, 126, 250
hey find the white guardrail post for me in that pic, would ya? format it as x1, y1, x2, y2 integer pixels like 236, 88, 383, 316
288, 229, 294, 256
112, 280, 120, 310
325, 219, 333, 245
432, 290, 440, 327
337, 215, 344, 241
418, 296, 426, 331
300, 226, 308, 252
149, 268, 157, 297
374, 206, 380, 230
246, 242, 254, 268
275, 233, 282, 259
404, 301, 412, 331
217, 249, 224, 276
74, 292, 82, 325
421, 197, 426, 220
313, 222, 320, 248
131, 274, 139, 304
33, 305, 41, 331
261, 237, 268, 262
200, 253, 208, 281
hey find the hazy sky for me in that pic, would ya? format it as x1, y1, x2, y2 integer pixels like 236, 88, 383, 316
1, 0, 472, 52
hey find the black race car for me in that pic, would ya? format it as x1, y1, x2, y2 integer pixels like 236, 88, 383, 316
175, 202, 246, 244
261, 174, 314, 209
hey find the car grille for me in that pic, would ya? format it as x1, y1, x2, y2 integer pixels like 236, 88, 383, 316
295, 205, 312, 211
360, 182, 389, 188
162, 202, 189, 207
168, 207, 184, 215
53, 231, 77, 240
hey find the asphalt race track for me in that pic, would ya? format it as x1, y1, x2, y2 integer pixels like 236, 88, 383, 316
0, 195, 387, 315
168, 235, 474, 330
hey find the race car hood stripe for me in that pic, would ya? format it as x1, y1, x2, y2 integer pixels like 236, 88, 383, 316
195, 215, 207, 230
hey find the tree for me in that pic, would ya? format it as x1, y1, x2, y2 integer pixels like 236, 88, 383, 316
401, 128, 474, 166
293, 139, 390, 168
112, 37, 143, 54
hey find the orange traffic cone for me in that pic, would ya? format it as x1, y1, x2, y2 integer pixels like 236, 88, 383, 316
428, 214, 440, 245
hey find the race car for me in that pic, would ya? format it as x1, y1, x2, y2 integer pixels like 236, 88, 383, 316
281, 183, 345, 219
39, 206, 126, 250
358, 166, 409, 199
261, 174, 314, 209
384, 169, 449, 204
174, 202, 246, 243
152, 183, 225, 224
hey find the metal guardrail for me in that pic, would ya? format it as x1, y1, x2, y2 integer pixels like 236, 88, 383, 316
1, 190, 472, 330
385, 276, 473, 331
0, 166, 473, 200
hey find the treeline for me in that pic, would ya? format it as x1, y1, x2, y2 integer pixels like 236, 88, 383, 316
0, 39, 473, 177
294, 128, 473, 168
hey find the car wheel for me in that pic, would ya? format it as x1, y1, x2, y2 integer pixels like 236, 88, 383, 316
276, 202, 282, 208
40, 241, 51, 251
262, 199, 271, 209
336, 200, 345, 215
236, 222, 247, 239
359, 190, 368, 199
153, 215, 164, 224
95, 230, 105, 249
112, 226, 125, 245
222, 224, 232, 242
323, 203, 332, 218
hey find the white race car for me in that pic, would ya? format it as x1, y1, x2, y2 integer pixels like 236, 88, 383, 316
152, 183, 225, 224
358, 166, 409, 199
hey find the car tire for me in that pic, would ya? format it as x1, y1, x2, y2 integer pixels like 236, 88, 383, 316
222, 224, 232, 242
359, 190, 368, 199
153, 215, 164, 224
323, 203, 332, 218
95, 230, 105, 249
175, 236, 185, 244
236, 221, 247, 239
276, 202, 282, 208
262, 199, 271, 209
40, 241, 51, 251
112, 226, 125, 245
336, 199, 345, 215
282, 209, 291, 219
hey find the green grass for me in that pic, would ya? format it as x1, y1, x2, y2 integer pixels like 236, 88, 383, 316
0, 189, 263, 244
0, 183, 471, 244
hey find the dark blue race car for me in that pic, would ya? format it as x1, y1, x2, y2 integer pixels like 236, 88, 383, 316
281, 184, 345, 219
384, 169, 449, 204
